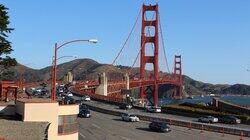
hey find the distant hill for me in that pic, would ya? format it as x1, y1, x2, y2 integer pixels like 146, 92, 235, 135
7, 58, 250, 96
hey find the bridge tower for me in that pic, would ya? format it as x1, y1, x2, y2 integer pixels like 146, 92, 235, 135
173, 55, 183, 98
140, 4, 159, 107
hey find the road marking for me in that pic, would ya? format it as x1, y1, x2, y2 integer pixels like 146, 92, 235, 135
79, 133, 86, 139
92, 123, 101, 129
120, 136, 131, 140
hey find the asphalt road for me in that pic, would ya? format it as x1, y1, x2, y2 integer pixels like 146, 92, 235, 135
78, 111, 249, 140
82, 99, 250, 130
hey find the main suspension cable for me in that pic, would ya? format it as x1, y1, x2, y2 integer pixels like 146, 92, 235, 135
159, 11, 171, 73
112, 8, 142, 65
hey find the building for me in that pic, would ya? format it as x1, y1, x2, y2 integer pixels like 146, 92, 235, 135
0, 98, 79, 140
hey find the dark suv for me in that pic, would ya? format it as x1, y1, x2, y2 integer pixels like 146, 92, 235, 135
78, 105, 91, 118
219, 115, 241, 124
149, 121, 171, 132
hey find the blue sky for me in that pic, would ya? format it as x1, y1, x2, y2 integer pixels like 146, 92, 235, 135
1, 0, 250, 85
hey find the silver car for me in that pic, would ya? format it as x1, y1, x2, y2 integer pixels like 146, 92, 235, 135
198, 116, 218, 123
121, 113, 140, 122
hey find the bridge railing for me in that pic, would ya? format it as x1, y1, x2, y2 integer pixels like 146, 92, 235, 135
71, 86, 125, 104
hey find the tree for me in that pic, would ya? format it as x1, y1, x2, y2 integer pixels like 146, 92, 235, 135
0, 4, 16, 80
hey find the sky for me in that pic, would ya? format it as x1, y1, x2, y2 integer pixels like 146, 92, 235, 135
1, 0, 250, 85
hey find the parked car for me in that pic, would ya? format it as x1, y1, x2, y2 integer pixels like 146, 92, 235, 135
146, 106, 161, 113
198, 116, 218, 123
67, 92, 73, 97
58, 88, 64, 93
121, 113, 139, 122
78, 108, 91, 118
82, 96, 91, 101
40, 89, 49, 96
119, 103, 132, 110
149, 121, 171, 132
63, 96, 75, 104
219, 115, 241, 124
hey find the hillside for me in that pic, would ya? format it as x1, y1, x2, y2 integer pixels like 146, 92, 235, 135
6, 58, 250, 96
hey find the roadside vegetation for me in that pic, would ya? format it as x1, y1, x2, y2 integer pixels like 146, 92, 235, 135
161, 104, 250, 124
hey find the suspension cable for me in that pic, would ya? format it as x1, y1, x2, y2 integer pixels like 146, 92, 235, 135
159, 12, 171, 73
128, 6, 156, 76
112, 8, 142, 65
128, 49, 141, 75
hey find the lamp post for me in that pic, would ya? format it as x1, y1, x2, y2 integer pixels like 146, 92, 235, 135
51, 55, 77, 94
51, 39, 98, 100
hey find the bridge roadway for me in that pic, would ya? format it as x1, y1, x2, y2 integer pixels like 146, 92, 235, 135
78, 110, 248, 140
71, 95, 250, 130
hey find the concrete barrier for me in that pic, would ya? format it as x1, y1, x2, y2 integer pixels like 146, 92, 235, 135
83, 102, 250, 137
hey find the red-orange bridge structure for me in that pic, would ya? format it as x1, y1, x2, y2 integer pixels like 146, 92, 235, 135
73, 4, 183, 107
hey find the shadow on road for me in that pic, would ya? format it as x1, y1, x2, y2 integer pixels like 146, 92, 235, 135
136, 127, 152, 132
112, 118, 124, 122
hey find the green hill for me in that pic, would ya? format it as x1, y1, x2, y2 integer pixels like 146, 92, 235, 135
7, 58, 250, 96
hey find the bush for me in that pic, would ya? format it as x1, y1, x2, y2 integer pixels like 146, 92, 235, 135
161, 105, 250, 124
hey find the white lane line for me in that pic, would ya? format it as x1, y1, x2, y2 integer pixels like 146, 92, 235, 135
120, 136, 131, 140
92, 123, 101, 129
79, 133, 86, 139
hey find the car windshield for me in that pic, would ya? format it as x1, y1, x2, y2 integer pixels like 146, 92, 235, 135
81, 110, 90, 113
157, 122, 167, 128
80, 105, 87, 110
129, 115, 136, 117
227, 116, 237, 119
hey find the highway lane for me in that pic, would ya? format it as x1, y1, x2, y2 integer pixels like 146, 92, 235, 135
83, 99, 250, 130
78, 111, 249, 140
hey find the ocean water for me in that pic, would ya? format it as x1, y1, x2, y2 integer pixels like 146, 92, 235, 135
159, 95, 250, 107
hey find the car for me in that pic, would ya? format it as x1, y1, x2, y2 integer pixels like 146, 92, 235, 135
149, 121, 171, 132
78, 108, 91, 118
36, 88, 42, 93
78, 109, 90, 118
198, 116, 218, 123
79, 104, 88, 111
62, 96, 75, 104
82, 96, 91, 101
32, 90, 40, 96
121, 113, 139, 122
146, 106, 161, 113
67, 93, 73, 97
58, 88, 64, 93
219, 115, 241, 124
119, 103, 132, 110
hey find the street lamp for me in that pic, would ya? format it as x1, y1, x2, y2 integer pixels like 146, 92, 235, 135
50, 55, 77, 93
56, 55, 78, 61
51, 39, 98, 100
